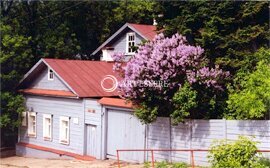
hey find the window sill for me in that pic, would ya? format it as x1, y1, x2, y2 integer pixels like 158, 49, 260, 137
60, 140, 69, 145
43, 137, 52, 141
125, 53, 135, 56
28, 134, 36, 138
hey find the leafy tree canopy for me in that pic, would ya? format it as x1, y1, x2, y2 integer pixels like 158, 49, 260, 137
226, 48, 270, 119
113, 33, 229, 124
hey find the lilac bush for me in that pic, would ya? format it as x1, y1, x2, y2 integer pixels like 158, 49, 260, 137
113, 33, 229, 123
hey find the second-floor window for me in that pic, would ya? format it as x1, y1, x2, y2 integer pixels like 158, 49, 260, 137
126, 32, 135, 54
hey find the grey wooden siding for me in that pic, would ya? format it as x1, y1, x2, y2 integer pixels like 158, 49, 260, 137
106, 109, 145, 162
112, 30, 144, 53
84, 98, 102, 158
19, 95, 84, 155
147, 118, 270, 166
29, 67, 70, 91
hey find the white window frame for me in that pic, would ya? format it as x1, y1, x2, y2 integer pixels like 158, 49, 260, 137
126, 32, 136, 55
43, 114, 52, 141
27, 112, 37, 137
21, 111, 27, 127
59, 116, 70, 145
48, 68, 54, 81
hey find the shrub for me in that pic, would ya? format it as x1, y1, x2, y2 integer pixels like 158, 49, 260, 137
171, 162, 188, 168
144, 161, 188, 168
208, 136, 265, 168
259, 157, 270, 167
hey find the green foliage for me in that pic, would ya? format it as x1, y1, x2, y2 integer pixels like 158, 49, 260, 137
113, 0, 156, 25
143, 162, 151, 168
259, 158, 270, 167
144, 161, 188, 168
226, 59, 270, 119
0, 93, 25, 128
208, 136, 264, 168
156, 161, 168, 168
171, 162, 188, 168
159, 1, 269, 72
135, 103, 158, 124
171, 83, 197, 124
0, 20, 29, 129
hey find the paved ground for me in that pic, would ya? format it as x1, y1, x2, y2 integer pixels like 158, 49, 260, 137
0, 156, 143, 168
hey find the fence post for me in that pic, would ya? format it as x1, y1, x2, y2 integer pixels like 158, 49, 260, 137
151, 150, 155, 168
191, 150, 195, 168
117, 150, 120, 168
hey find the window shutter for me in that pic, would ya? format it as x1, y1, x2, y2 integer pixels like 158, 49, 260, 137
22, 112, 27, 126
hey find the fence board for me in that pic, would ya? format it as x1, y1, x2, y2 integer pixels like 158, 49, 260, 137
146, 119, 270, 166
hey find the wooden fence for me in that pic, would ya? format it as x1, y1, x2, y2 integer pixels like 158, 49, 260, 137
146, 118, 270, 166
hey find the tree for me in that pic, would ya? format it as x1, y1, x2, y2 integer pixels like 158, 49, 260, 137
0, 20, 31, 146
157, 1, 269, 72
226, 49, 270, 119
113, 33, 229, 124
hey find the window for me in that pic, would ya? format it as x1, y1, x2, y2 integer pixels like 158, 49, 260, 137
126, 32, 135, 54
28, 112, 36, 137
21, 112, 27, 127
48, 68, 54, 80
59, 116, 69, 145
43, 114, 52, 141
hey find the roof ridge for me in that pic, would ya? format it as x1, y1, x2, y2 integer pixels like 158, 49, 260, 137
127, 22, 156, 26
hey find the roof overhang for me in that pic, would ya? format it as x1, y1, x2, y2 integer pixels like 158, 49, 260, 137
19, 88, 78, 98
98, 97, 134, 109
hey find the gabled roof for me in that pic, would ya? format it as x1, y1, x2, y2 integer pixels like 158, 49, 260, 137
92, 23, 158, 56
18, 58, 120, 98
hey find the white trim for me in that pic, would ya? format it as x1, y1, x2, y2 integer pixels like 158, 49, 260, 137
27, 112, 37, 137
59, 116, 70, 145
21, 112, 27, 127
126, 32, 136, 55
47, 68, 54, 81
43, 114, 52, 141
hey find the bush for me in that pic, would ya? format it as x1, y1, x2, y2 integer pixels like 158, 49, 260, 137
144, 161, 188, 168
259, 157, 270, 167
208, 136, 265, 168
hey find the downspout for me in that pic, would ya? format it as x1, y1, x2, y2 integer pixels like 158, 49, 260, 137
83, 99, 86, 155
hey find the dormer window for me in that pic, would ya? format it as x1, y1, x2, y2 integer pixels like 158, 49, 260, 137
126, 32, 135, 54
48, 69, 54, 80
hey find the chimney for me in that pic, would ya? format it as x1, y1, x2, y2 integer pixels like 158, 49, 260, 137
101, 47, 114, 62
153, 18, 157, 26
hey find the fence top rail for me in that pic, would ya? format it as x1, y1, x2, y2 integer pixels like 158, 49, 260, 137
116, 149, 270, 152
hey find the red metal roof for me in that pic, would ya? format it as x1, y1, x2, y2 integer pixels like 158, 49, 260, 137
98, 97, 133, 109
43, 59, 120, 98
19, 88, 77, 98
128, 23, 157, 40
